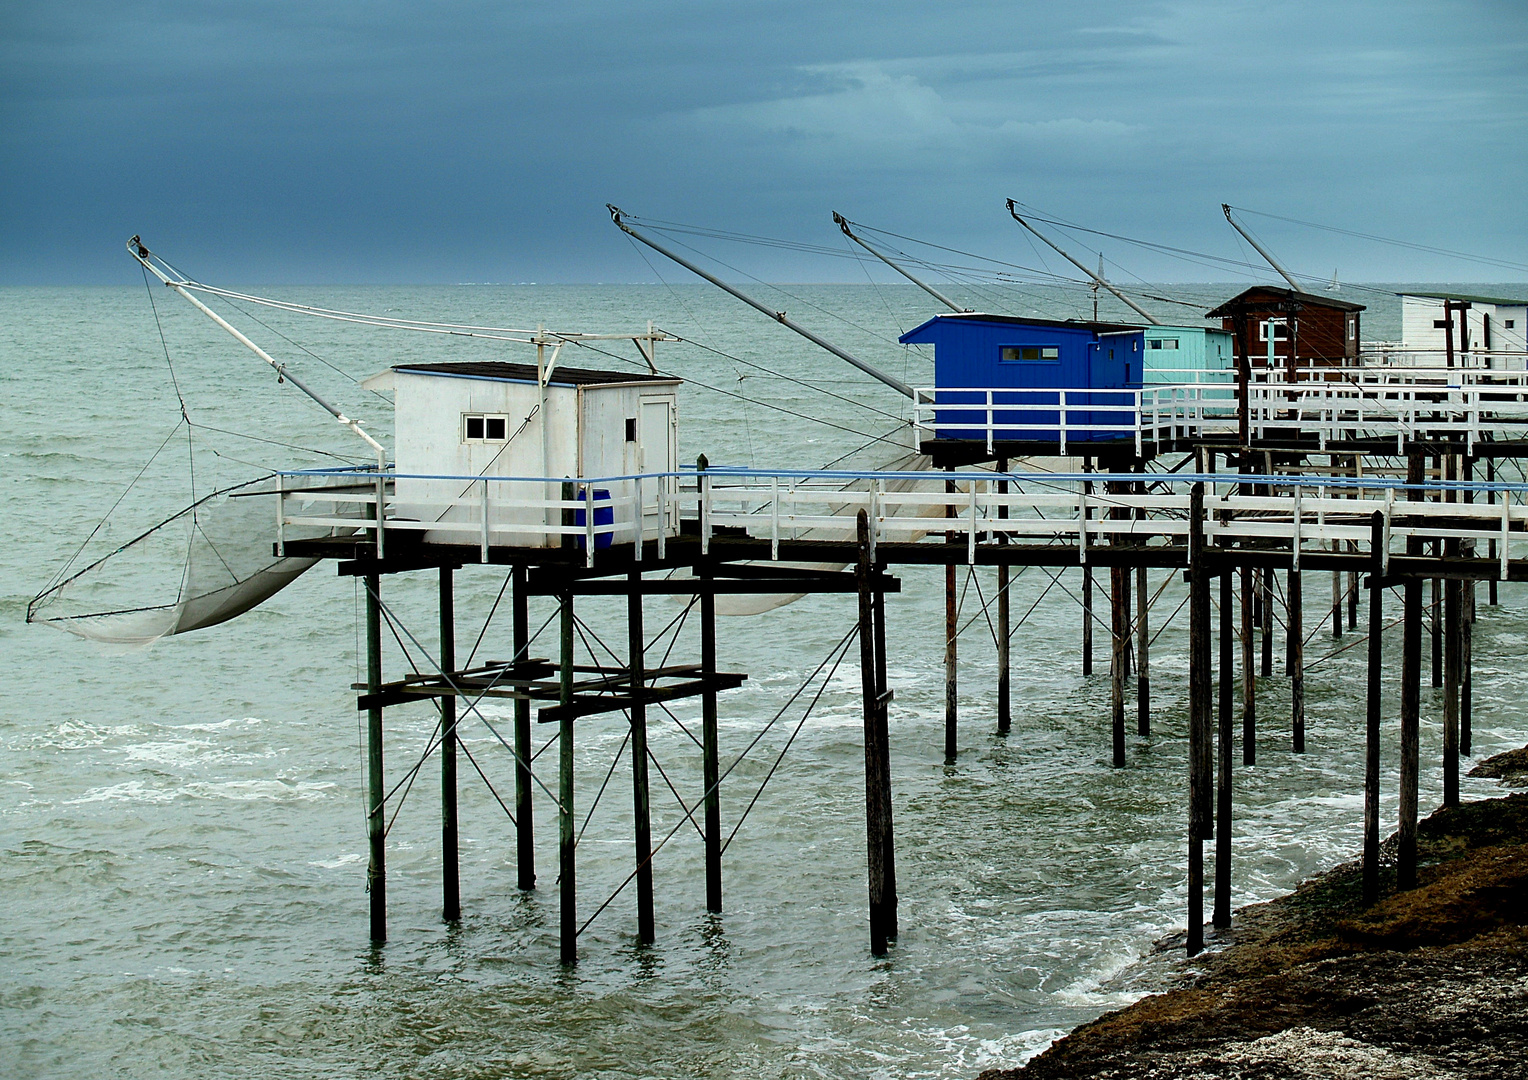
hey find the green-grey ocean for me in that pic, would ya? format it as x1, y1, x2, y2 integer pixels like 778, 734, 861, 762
3, 281, 1522, 1078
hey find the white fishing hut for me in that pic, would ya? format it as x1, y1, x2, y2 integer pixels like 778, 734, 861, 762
380, 360, 681, 550
1399, 292, 1528, 369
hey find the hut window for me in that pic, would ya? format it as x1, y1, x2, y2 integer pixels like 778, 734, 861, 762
1149, 338, 1180, 351
1347, 315, 1356, 340
1258, 320, 1290, 341
464, 414, 509, 442
625, 417, 638, 442
1000, 345, 1060, 362
1508, 320, 1517, 329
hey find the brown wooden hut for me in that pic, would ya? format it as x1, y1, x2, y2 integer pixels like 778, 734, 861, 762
1206, 286, 1365, 380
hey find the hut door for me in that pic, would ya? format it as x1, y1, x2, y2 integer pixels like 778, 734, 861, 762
639, 398, 675, 516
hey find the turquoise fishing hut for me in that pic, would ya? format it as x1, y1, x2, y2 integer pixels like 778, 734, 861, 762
1141, 326, 1236, 384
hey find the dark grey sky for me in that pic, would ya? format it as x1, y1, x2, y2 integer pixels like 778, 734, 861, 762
4, 1, 1525, 284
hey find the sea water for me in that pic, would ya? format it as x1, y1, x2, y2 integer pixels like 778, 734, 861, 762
3, 280, 1525, 1078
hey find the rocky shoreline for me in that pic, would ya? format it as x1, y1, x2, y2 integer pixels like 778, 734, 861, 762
982, 749, 1528, 1080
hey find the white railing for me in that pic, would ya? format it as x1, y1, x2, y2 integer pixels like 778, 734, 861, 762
911, 385, 1238, 454
277, 465, 1528, 578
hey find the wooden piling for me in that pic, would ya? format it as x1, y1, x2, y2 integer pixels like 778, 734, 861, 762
1187, 484, 1211, 955
1462, 456, 1475, 756
857, 511, 890, 956
1137, 563, 1150, 737
1241, 565, 1256, 767
1488, 457, 1499, 606
945, 474, 959, 763
1443, 454, 1460, 807
1400, 450, 1424, 890
873, 552, 898, 941
1288, 568, 1304, 754
628, 569, 655, 944
997, 460, 1011, 735
1260, 568, 1274, 678
1363, 512, 1384, 905
558, 585, 577, 965
1111, 563, 1127, 768
701, 565, 723, 914
1431, 573, 1443, 690
440, 566, 459, 923
364, 572, 386, 943
1348, 567, 1359, 632
1332, 567, 1343, 638
511, 564, 535, 890
1082, 459, 1093, 678
1214, 565, 1233, 929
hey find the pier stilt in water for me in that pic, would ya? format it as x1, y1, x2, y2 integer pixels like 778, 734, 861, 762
628, 569, 655, 944
1214, 565, 1233, 929
1137, 564, 1150, 736
440, 566, 459, 923
1443, 454, 1460, 807
1363, 513, 1384, 905
1399, 450, 1424, 890
558, 587, 577, 965
1082, 458, 1093, 677
1241, 565, 1256, 767
1488, 458, 1499, 606
996, 461, 1011, 735
1260, 568, 1274, 678
701, 564, 723, 913
1110, 562, 1128, 767
1332, 567, 1343, 638
1431, 573, 1443, 690
1289, 568, 1304, 753
857, 512, 892, 955
365, 572, 386, 943
1187, 485, 1212, 955
512, 565, 535, 890
945, 475, 958, 763
1463, 575, 1474, 757
873, 552, 898, 940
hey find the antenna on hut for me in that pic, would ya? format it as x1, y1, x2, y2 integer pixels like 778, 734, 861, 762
608, 206, 915, 399
832, 212, 971, 313
1221, 204, 1306, 292
1005, 201, 1161, 325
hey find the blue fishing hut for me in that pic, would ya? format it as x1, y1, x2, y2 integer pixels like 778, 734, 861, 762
900, 313, 1146, 447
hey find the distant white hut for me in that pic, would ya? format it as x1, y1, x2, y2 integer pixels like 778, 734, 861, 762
1399, 292, 1528, 370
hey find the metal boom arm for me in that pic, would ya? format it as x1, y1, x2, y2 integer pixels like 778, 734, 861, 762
127, 236, 387, 468
608, 206, 916, 400
833, 212, 969, 314
1005, 201, 1160, 325
1221, 205, 1304, 292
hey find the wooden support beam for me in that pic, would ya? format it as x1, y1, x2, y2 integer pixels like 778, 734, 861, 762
1082, 458, 1093, 678
1241, 565, 1256, 767
1487, 457, 1499, 606
558, 588, 577, 965
365, 572, 386, 944
1289, 568, 1304, 754
1363, 512, 1384, 905
512, 565, 536, 891
1400, 451, 1424, 890
858, 511, 890, 956
1137, 466, 1151, 736
1187, 484, 1211, 955
628, 569, 655, 945
1462, 457, 1475, 757
873, 550, 898, 941
1110, 562, 1128, 767
701, 564, 722, 914
1214, 565, 1234, 929
1444, 454, 1460, 808
440, 566, 460, 923
997, 461, 1011, 735
945, 474, 959, 763
1260, 568, 1274, 678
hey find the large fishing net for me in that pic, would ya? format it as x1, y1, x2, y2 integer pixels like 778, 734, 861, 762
27, 476, 357, 647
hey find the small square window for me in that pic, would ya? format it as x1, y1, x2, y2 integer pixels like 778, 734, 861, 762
625, 417, 638, 442
464, 413, 510, 443
1508, 320, 1517, 329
